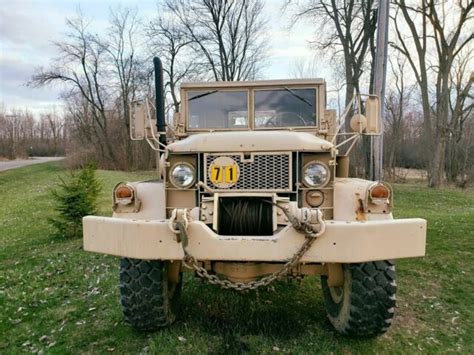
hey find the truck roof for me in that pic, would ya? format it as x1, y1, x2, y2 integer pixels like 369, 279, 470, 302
180, 78, 326, 89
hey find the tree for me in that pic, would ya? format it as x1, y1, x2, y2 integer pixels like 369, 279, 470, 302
0, 105, 66, 159
290, 57, 320, 79
164, 0, 268, 81
446, 50, 473, 185
49, 164, 102, 239
392, 0, 474, 187
146, 8, 203, 113
29, 8, 153, 170
43, 111, 65, 155
290, 0, 378, 108
30, 12, 118, 168
384, 55, 414, 177
96, 7, 144, 167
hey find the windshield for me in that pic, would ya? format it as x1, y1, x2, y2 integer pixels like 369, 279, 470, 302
186, 87, 317, 130
254, 88, 317, 127
188, 90, 248, 129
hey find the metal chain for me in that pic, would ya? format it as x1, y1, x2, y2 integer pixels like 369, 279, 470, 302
173, 207, 325, 292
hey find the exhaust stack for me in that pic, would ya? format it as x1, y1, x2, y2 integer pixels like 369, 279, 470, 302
153, 57, 166, 147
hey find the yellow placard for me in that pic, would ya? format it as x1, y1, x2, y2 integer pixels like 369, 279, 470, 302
209, 157, 239, 188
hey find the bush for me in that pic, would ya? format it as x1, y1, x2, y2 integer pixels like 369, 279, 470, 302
49, 164, 102, 238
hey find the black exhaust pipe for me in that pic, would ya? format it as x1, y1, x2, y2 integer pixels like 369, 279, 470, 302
153, 57, 167, 147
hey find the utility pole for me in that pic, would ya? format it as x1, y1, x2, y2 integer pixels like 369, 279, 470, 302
371, 0, 390, 181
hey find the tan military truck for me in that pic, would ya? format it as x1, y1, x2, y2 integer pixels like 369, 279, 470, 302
83, 57, 426, 336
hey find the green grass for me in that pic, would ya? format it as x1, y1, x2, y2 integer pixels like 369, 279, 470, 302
0, 162, 473, 354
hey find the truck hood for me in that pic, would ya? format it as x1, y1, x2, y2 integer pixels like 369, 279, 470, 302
167, 131, 333, 153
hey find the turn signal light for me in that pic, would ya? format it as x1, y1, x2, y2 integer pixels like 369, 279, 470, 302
113, 182, 141, 212
116, 185, 133, 199
370, 184, 390, 199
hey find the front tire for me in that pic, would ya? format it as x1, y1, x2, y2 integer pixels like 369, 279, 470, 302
119, 258, 182, 331
321, 261, 397, 336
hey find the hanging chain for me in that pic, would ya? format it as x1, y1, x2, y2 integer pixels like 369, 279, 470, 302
171, 206, 325, 292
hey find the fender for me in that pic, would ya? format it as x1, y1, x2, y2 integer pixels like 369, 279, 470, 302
333, 178, 393, 221
113, 180, 166, 220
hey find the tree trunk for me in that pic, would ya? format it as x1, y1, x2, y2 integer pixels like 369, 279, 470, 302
429, 134, 447, 187
344, 79, 355, 132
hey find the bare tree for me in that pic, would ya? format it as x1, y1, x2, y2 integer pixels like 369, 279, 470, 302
384, 55, 414, 177
96, 7, 144, 166
146, 9, 203, 113
0, 106, 65, 159
290, 57, 320, 79
0, 113, 21, 159
457, 114, 474, 187
326, 60, 346, 116
29, 8, 153, 169
446, 49, 473, 185
29, 12, 119, 168
290, 0, 378, 107
392, 0, 474, 187
44, 112, 65, 154
164, 0, 268, 81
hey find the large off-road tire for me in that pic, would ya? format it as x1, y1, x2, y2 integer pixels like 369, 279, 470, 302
119, 258, 182, 331
321, 261, 397, 337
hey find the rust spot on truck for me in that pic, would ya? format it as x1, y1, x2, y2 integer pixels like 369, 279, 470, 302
355, 193, 367, 221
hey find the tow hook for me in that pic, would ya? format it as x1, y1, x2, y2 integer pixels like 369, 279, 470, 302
168, 208, 190, 243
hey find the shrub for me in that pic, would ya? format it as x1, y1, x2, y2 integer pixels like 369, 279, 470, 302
49, 164, 102, 238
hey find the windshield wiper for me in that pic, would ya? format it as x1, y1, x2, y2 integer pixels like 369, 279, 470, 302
188, 90, 219, 101
284, 87, 313, 107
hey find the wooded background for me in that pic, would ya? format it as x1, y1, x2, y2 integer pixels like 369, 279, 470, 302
1, 0, 472, 187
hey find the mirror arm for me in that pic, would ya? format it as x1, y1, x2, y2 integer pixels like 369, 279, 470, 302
331, 94, 356, 144
145, 99, 167, 149
334, 133, 360, 149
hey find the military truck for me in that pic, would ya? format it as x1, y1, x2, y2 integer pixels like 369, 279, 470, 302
83, 57, 426, 336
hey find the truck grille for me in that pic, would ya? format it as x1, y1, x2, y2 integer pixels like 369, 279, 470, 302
204, 152, 292, 191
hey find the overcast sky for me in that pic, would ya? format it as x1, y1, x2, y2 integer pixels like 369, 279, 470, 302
0, 0, 320, 116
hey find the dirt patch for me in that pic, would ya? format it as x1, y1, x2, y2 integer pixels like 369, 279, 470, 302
389, 273, 442, 340
392, 295, 427, 336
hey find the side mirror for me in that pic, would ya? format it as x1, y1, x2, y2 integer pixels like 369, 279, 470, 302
365, 96, 380, 135
130, 100, 146, 140
131, 100, 160, 141
348, 95, 381, 135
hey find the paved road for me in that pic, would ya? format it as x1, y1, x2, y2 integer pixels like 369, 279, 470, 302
0, 157, 64, 172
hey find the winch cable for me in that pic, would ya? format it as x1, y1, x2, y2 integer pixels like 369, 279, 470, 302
219, 197, 273, 236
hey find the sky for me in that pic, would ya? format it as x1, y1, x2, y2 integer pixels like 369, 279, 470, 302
0, 0, 320, 117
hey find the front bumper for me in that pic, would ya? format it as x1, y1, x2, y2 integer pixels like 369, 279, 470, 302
83, 216, 426, 263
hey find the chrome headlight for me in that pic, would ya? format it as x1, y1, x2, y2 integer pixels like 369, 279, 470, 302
170, 163, 195, 188
303, 162, 330, 187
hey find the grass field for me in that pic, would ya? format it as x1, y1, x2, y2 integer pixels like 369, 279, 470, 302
1, 162, 473, 354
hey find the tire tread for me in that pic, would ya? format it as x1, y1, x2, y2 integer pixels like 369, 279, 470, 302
119, 258, 175, 331
343, 261, 397, 336
322, 261, 397, 337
